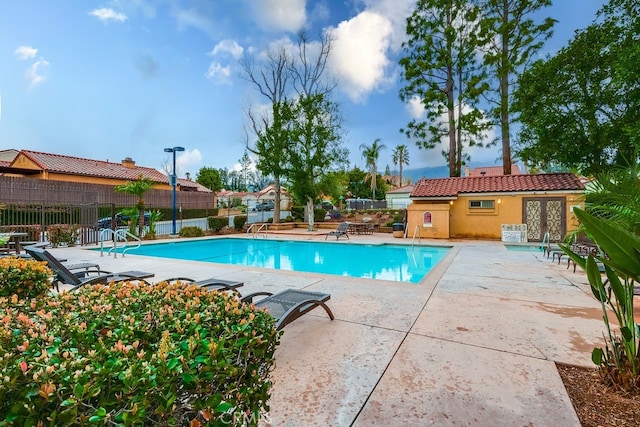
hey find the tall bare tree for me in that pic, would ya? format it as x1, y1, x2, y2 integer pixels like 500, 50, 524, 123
287, 30, 347, 231
242, 44, 292, 224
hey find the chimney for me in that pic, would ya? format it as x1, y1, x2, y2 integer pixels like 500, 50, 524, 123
122, 157, 135, 168
464, 166, 471, 176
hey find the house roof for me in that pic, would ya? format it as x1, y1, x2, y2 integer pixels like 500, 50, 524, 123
468, 165, 521, 176
386, 184, 415, 194
411, 173, 584, 198
10, 150, 169, 183
177, 178, 212, 192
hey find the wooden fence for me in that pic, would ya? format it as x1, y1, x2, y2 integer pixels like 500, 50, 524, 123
0, 176, 214, 209
0, 176, 215, 244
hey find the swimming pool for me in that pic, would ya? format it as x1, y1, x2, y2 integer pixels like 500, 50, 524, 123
120, 238, 450, 283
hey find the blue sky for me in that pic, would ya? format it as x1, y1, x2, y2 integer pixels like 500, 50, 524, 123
0, 0, 605, 180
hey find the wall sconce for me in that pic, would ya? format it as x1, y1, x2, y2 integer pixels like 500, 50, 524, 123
449, 200, 454, 205
497, 198, 502, 204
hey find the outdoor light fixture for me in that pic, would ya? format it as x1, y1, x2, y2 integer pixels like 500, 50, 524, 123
164, 146, 185, 235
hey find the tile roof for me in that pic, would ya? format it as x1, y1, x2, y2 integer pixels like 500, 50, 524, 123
411, 173, 584, 198
387, 185, 414, 194
13, 150, 168, 183
178, 178, 213, 192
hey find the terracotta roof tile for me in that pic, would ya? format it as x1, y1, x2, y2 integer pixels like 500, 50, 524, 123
411, 173, 584, 198
15, 150, 168, 183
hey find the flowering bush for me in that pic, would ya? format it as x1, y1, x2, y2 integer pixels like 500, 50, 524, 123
0, 281, 280, 425
0, 257, 52, 298
47, 224, 79, 247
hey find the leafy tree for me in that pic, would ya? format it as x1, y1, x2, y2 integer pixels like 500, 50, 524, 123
392, 144, 410, 186
359, 138, 386, 200
400, 0, 489, 177
384, 164, 391, 176
287, 31, 348, 231
239, 150, 252, 191
479, 0, 555, 175
287, 94, 348, 228
512, 0, 639, 175
218, 168, 230, 189
242, 37, 295, 224
114, 176, 154, 236
196, 167, 222, 192
346, 168, 369, 201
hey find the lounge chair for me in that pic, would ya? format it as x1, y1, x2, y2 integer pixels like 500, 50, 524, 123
25, 246, 154, 291
25, 244, 97, 273
241, 289, 334, 330
165, 276, 244, 295
325, 222, 349, 240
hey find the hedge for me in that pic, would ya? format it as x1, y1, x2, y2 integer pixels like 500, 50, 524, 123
0, 279, 280, 426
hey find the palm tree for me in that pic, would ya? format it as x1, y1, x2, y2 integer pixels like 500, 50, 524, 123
114, 176, 155, 236
359, 138, 386, 200
392, 144, 410, 187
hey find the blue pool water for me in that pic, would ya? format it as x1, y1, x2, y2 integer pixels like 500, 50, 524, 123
119, 238, 450, 283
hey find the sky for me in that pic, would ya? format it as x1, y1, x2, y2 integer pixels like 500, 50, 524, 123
0, 0, 607, 180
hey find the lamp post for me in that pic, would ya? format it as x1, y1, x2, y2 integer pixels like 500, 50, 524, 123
164, 146, 185, 235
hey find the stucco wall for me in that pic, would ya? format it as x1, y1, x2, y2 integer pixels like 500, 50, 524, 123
407, 202, 451, 239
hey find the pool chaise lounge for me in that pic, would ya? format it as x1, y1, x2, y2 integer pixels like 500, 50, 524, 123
25, 246, 154, 291
325, 222, 349, 240
165, 277, 244, 295
241, 289, 334, 330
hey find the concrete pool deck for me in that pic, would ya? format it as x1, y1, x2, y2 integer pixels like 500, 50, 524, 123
50, 231, 606, 426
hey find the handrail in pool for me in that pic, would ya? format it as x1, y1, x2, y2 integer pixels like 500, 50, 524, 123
99, 228, 141, 257
247, 223, 268, 239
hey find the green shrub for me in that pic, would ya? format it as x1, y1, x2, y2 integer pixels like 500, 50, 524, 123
47, 224, 79, 247
208, 216, 228, 232
234, 215, 247, 230
0, 257, 52, 298
290, 206, 304, 221
179, 226, 204, 238
0, 281, 280, 425
313, 209, 326, 222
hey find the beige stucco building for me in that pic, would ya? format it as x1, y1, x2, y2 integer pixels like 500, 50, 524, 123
407, 173, 585, 242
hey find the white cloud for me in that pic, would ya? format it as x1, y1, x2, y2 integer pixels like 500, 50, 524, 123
406, 96, 425, 119
358, 0, 416, 51
174, 7, 214, 37
210, 39, 244, 59
14, 46, 37, 60
26, 58, 50, 88
89, 8, 128, 22
327, 11, 393, 102
205, 62, 232, 84
176, 149, 202, 175
252, 0, 306, 32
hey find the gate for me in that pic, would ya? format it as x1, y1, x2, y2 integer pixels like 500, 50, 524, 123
523, 197, 565, 242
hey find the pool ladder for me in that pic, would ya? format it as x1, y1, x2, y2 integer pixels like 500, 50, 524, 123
99, 228, 142, 257
411, 225, 421, 246
247, 223, 268, 239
